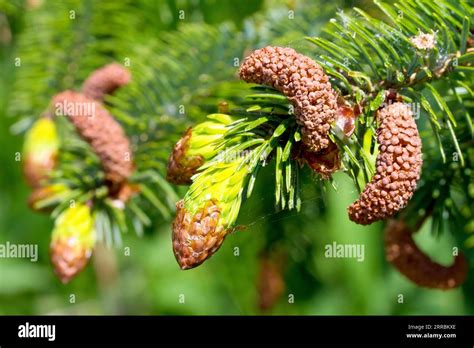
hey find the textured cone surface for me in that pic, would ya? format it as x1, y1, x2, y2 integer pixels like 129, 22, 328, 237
52, 91, 134, 184
348, 102, 422, 225
167, 128, 204, 185
385, 219, 467, 289
82, 63, 131, 101
172, 200, 227, 269
239, 46, 338, 153
50, 236, 92, 283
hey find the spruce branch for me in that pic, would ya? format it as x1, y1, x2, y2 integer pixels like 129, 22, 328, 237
305, 0, 473, 163
171, 113, 301, 269
24, 62, 174, 282
11, 0, 474, 290
169, 0, 474, 277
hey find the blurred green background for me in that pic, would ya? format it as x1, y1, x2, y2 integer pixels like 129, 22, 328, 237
0, 0, 471, 315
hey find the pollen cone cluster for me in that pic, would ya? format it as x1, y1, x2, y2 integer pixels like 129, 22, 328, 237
50, 203, 95, 283
239, 46, 338, 153
172, 199, 227, 269
52, 91, 133, 184
82, 63, 131, 101
348, 102, 422, 225
385, 219, 467, 289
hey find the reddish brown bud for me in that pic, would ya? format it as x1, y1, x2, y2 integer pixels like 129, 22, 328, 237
82, 63, 131, 101
172, 200, 227, 270
28, 187, 54, 213
335, 103, 357, 138
348, 102, 423, 225
385, 219, 467, 290
166, 128, 204, 185
301, 141, 341, 179
115, 183, 140, 203
28, 183, 68, 213
239, 46, 338, 153
258, 255, 285, 311
218, 101, 229, 114
49, 203, 95, 283
23, 154, 56, 187
50, 236, 92, 283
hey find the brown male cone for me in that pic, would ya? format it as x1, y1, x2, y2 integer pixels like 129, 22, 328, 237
239, 46, 338, 154
385, 219, 468, 289
52, 91, 134, 184
82, 63, 131, 101
348, 102, 423, 225
172, 200, 227, 270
